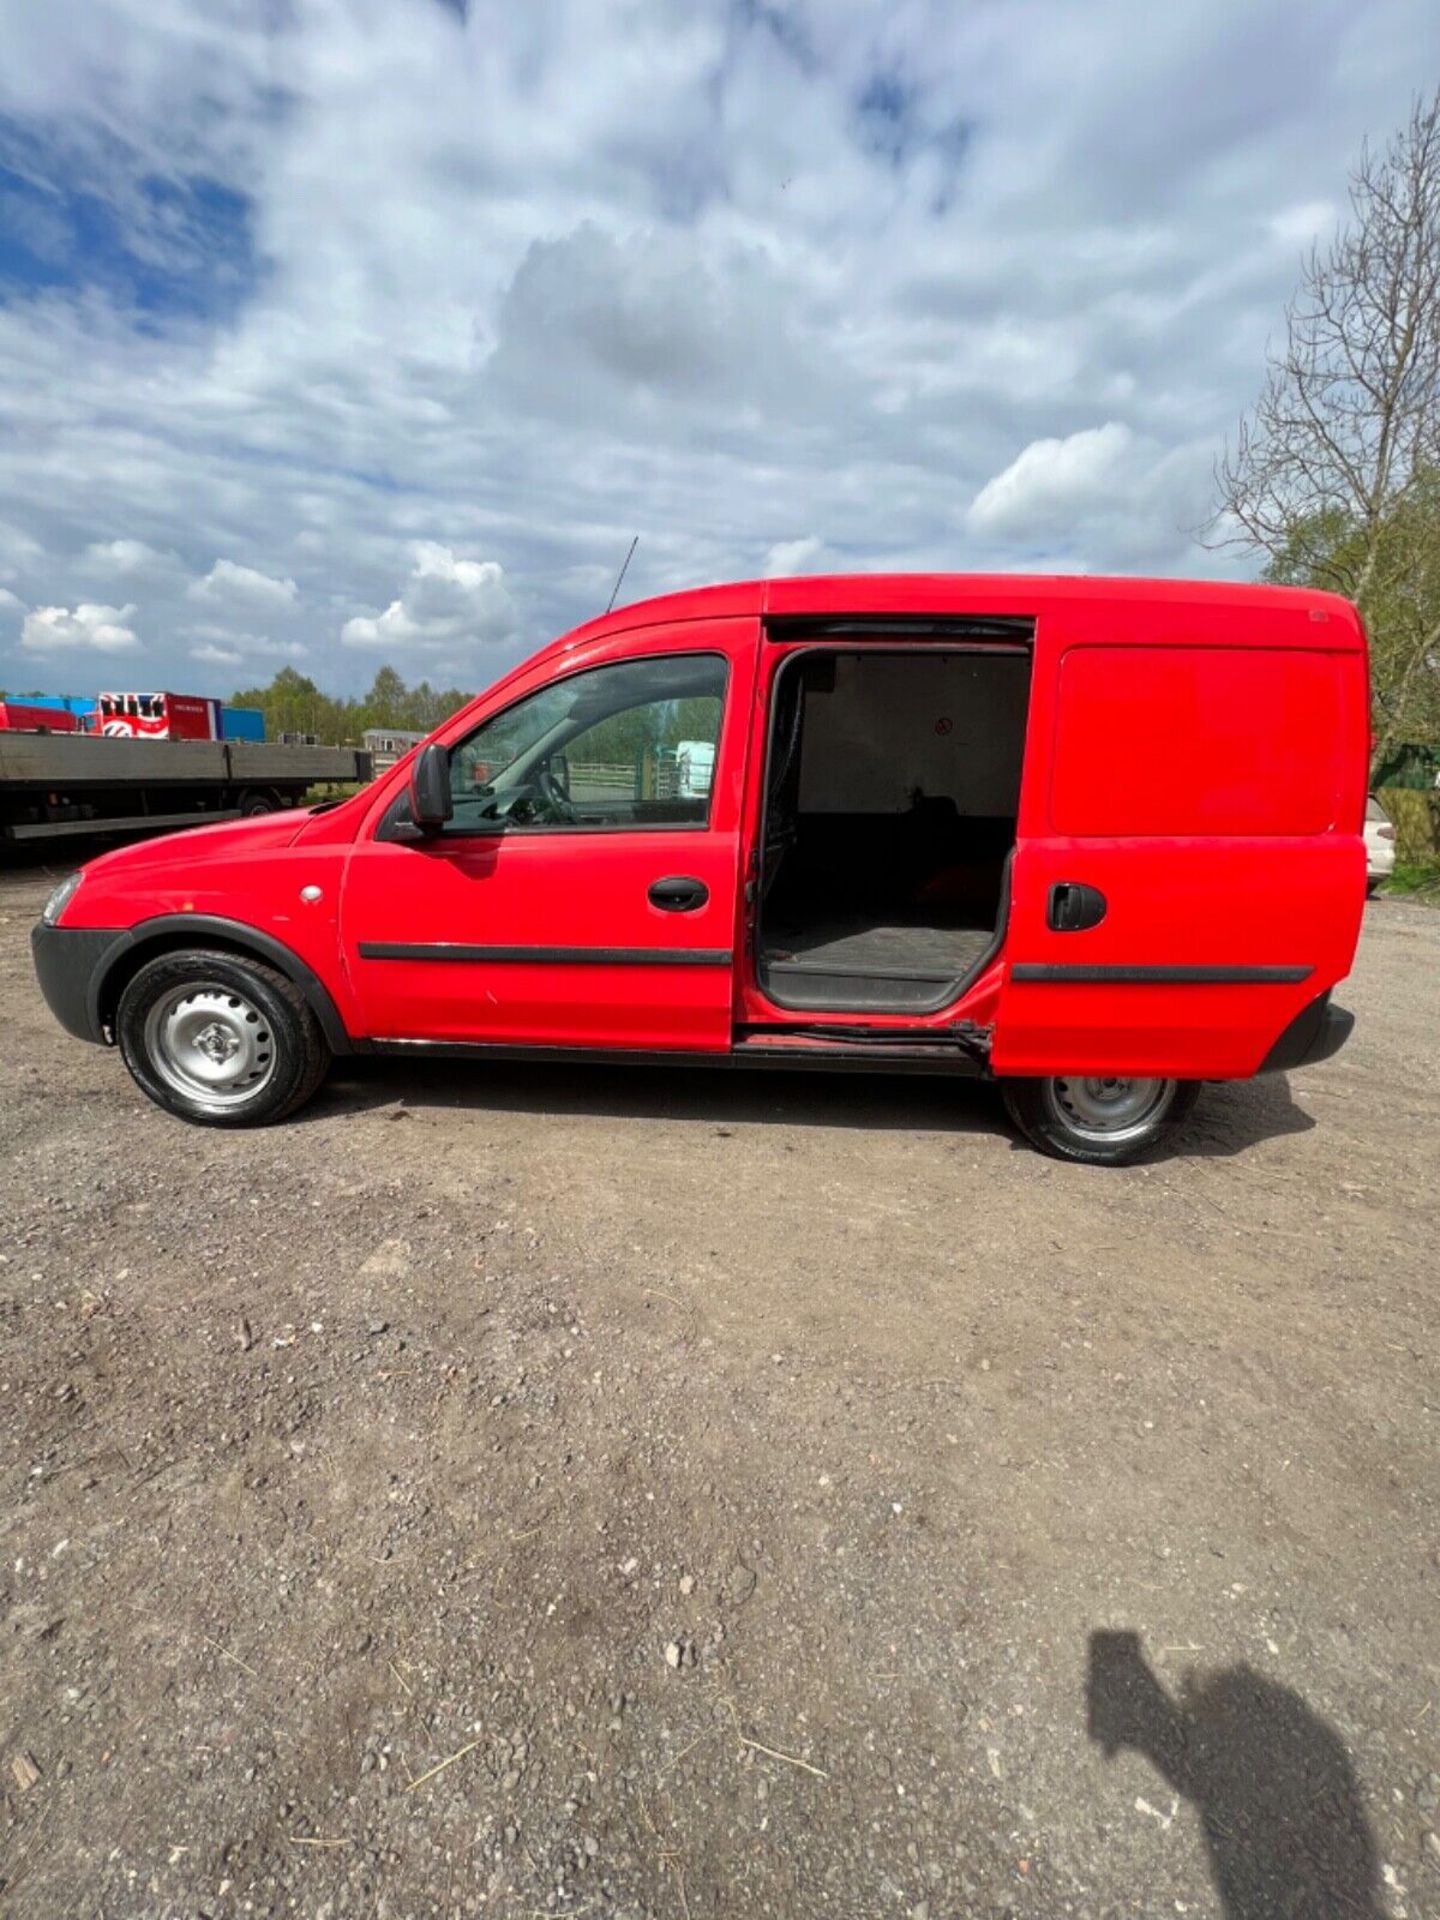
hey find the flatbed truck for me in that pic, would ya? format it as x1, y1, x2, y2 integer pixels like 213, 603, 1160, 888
0, 730, 373, 846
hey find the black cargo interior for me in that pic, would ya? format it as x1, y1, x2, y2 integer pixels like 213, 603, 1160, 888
757, 638, 1033, 1013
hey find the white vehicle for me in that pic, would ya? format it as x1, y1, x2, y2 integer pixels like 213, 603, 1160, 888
675, 738, 716, 799
1364, 794, 1396, 894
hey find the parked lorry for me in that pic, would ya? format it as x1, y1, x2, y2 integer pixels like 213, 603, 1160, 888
1, 691, 268, 740
30, 574, 1368, 1163
1, 729, 371, 844
91, 691, 266, 742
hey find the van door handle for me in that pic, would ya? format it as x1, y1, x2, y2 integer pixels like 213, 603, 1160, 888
649, 875, 708, 913
1048, 882, 1107, 932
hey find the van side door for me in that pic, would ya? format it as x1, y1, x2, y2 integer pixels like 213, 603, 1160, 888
337, 620, 757, 1052
992, 604, 1369, 1079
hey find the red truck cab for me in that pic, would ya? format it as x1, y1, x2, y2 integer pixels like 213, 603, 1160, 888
32, 575, 1368, 1164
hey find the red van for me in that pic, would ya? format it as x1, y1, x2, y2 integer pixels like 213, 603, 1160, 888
31, 575, 1367, 1165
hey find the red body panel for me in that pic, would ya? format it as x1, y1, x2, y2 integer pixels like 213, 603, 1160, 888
336, 618, 757, 1050
163, 693, 220, 741
993, 593, 1368, 1077
55, 575, 1369, 1084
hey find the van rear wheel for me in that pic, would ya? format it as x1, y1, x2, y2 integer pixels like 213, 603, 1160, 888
116, 949, 330, 1127
1000, 1074, 1200, 1166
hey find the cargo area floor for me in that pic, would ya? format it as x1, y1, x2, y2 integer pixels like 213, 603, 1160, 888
759, 915, 995, 1011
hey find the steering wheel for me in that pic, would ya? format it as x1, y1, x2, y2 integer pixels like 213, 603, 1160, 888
535, 761, 576, 824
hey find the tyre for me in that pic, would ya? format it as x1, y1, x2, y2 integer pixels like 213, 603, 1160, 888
1365, 877, 1382, 897
238, 788, 281, 817
115, 949, 330, 1127
1000, 1074, 1200, 1167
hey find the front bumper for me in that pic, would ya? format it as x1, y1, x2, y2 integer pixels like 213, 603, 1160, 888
1258, 990, 1355, 1074
31, 923, 127, 1044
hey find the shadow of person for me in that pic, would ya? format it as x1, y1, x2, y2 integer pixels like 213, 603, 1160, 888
1086, 1631, 1382, 1920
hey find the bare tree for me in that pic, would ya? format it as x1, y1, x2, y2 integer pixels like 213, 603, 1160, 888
1216, 90, 1440, 769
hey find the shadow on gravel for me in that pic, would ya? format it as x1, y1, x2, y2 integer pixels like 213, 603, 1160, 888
1180, 1073, 1316, 1159
1087, 1630, 1381, 1920
310, 1055, 1315, 1158
315, 1054, 1002, 1134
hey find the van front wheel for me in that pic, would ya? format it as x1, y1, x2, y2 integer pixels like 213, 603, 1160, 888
1000, 1075, 1200, 1166
116, 949, 330, 1127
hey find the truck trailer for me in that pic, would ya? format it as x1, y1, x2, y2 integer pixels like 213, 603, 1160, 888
0, 730, 372, 845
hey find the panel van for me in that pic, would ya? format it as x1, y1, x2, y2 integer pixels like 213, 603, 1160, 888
32, 575, 1368, 1164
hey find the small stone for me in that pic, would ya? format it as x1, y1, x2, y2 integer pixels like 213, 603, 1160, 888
679, 1575, 696, 1597
368, 1319, 388, 1336
11, 1753, 41, 1793
727, 1561, 757, 1604
1425, 1830, 1440, 1865
664, 1642, 683, 1670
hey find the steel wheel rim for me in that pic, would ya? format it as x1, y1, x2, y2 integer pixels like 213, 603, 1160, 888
1043, 1075, 1176, 1145
143, 983, 277, 1108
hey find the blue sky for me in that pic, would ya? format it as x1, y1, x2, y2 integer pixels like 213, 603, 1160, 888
1, 0, 1437, 696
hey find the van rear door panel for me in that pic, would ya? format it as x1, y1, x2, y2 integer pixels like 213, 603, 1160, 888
995, 836, 1363, 1076
993, 620, 1369, 1080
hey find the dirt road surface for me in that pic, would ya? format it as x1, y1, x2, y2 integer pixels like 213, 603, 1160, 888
2, 862, 1437, 1920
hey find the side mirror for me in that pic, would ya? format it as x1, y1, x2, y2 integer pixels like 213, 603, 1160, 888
409, 741, 453, 832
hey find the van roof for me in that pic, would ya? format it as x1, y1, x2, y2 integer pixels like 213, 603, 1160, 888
525, 572, 1359, 674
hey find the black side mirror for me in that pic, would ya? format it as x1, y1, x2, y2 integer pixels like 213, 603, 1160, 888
409, 741, 453, 831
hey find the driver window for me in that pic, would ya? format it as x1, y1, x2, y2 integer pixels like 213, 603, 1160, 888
444, 653, 727, 835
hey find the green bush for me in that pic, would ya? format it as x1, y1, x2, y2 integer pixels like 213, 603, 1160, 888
1374, 787, 1440, 863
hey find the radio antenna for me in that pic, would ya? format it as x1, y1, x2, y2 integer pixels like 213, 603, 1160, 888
606, 534, 639, 613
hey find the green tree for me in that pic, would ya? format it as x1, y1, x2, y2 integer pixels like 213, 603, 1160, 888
1262, 474, 1440, 753
1216, 90, 1440, 768
228, 663, 475, 745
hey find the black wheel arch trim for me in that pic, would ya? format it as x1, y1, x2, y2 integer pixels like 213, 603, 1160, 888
89, 914, 357, 1055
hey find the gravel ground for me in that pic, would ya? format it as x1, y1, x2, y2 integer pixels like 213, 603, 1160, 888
1, 862, 1437, 1920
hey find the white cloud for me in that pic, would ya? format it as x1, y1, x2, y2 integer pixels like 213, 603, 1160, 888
0, 586, 21, 612
0, 521, 44, 585
20, 601, 140, 654
187, 631, 308, 673
185, 623, 307, 654
188, 560, 299, 613
1268, 200, 1338, 247
965, 424, 1217, 568
967, 424, 1136, 538
341, 543, 517, 653
80, 538, 178, 579
763, 537, 834, 577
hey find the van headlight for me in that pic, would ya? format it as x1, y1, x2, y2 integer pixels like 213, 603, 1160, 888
42, 872, 84, 926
